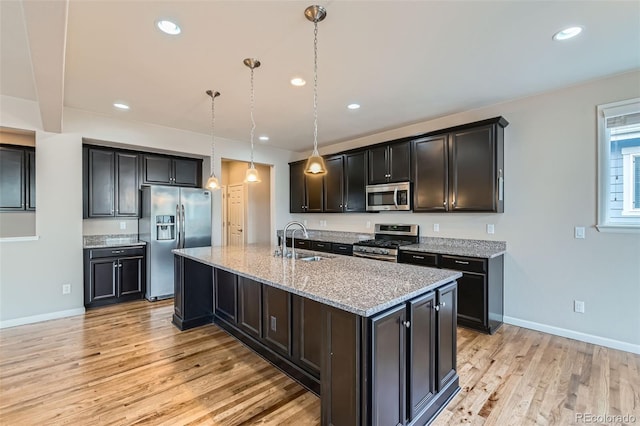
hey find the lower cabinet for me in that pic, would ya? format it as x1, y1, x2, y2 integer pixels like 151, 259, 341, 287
173, 256, 214, 330
238, 276, 262, 339
367, 282, 458, 426
293, 296, 322, 378
83, 246, 145, 308
262, 286, 292, 357
214, 268, 238, 324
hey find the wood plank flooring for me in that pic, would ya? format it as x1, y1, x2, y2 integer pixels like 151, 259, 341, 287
1, 300, 638, 425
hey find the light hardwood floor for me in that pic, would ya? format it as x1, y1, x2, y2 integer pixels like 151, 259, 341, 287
1, 300, 638, 425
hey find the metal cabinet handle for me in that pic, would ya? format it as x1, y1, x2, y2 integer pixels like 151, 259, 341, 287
412, 255, 425, 260
454, 260, 470, 265
403, 320, 411, 328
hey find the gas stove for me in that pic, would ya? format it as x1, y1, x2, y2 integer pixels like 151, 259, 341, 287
353, 224, 419, 262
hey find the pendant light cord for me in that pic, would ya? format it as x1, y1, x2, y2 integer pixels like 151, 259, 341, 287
250, 66, 256, 167
210, 94, 216, 175
312, 20, 319, 157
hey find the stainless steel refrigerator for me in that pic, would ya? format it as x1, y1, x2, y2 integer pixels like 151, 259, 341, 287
139, 185, 212, 300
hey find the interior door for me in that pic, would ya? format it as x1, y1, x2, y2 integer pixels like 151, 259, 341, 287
227, 184, 245, 246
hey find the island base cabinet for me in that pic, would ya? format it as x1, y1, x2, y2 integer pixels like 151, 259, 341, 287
172, 256, 213, 331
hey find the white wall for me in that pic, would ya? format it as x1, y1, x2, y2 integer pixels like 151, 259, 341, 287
0, 99, 295, 324
292, 71, 640, 352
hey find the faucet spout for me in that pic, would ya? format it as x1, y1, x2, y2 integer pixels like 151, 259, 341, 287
282, 221, 309, 258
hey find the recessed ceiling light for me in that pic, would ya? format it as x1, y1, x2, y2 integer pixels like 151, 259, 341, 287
347, 103, 361, 110
552, 26, 582, 41
290, 77, 306, 87
113, 103, 130, 110
156, 19, 181, 35
259, 135, 270, 142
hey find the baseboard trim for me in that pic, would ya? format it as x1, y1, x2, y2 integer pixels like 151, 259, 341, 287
503, 316, 640, 355
0, 307, 86, 329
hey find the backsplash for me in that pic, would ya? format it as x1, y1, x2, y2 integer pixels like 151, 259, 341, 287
83, 219, 138, 236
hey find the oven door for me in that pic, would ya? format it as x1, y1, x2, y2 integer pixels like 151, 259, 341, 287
365, 182, 411, 211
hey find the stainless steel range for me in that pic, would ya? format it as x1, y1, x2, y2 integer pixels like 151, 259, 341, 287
353, 224, 419, 262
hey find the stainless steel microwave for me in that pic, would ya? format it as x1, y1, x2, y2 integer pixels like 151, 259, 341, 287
365, 182, 411, 211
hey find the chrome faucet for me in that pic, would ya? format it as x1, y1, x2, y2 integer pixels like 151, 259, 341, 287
282, 221, 309, 259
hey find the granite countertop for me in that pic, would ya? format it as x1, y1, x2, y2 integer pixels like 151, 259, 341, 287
402, 237, 506, 259
277, 229, 373, 245
173, 244, 461, 317
83, 234, 147, 249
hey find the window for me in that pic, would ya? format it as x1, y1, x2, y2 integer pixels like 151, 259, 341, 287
597, 98, 640, 231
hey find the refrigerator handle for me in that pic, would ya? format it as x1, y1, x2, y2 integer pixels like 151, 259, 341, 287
181, 204, 186, 248
175, 204, 181, 249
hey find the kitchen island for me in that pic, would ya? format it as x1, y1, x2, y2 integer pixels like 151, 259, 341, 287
173, 245, 462, 426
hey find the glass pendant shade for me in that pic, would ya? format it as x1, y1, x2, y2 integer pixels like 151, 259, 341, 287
304, 152, 327, 175
245, 165, 261, 183
205, 89, 221, 191
205, 175, 220, 190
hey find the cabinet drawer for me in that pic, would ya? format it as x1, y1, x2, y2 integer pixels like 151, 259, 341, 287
399, 251, 438, 267
294, 239, 311, 249
311, 241, 332, 252
331, 243, 353, 256
440, 255, 485, 273
89, 246, 145, 259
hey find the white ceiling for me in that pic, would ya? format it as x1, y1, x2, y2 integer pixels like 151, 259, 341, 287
1, 0, 639, 152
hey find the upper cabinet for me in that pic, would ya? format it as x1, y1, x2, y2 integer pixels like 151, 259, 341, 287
141, 154, 201, 187
323, 155, 344, 212
290, 160, 324, 213
413, 117, 507, 213
0, 145, 35, 211
343, 151, 367, 212
368, 140, 411, 184
84, 147, 139, 218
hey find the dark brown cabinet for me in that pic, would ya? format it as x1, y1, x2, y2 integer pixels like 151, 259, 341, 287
238, 276, 262, 339
262, 286, 292, 356
413, 117, 507, 213
83, 147, 139, 218
323, 155, 344, 212
289, 160, 323, 213
173, 256, 214, 330
141, 154, 201, 187
343, 151, 367, 212
368, 140, 412, 184
83, 246, 145, 308
368, 283, 457, 426
0, 145, 34, 211
214, 268, 238, 324
293, 296, 322, 378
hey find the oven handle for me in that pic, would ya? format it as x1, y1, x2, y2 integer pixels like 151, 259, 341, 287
353, 251, 397, 262
393, 187, 398, 209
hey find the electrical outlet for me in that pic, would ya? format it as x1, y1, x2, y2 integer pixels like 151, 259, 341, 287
270, 316, 277, 331
574, 226, 585, 239
574, 300, 585, 313
433, 223, 439, 232
120, 221, 126, 230
62, 284, 71, 295
366, 221, 371, 228
303, 219, 307, 226
487, 224, 495, 234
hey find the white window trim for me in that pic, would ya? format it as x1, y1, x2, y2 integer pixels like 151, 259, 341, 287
621, 146, 640, 217
596, 98, 640, 233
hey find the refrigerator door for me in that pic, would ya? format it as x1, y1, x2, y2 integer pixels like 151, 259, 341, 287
180, 188, 212, 248
147, 185, 180, 300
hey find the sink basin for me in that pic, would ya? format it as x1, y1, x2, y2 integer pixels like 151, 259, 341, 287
299, 255, 324, 262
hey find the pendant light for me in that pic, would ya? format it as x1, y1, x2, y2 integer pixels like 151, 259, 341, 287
303, 5, 327, 176
244, 58, 261, 183
205, 89, 221, 190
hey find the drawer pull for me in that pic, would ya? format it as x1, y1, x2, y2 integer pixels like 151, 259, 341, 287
412, 255, 425, 260
454, 260, 470, 265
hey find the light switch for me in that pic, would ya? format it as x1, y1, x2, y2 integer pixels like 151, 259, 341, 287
487, 224, 495, 234
433, 224, 439, 232
574, 226, 585, 239
120, 221, 126, 230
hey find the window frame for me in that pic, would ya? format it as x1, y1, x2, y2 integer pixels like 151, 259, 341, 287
596, 97, 640, 233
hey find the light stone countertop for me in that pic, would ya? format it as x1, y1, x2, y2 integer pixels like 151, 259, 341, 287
173, 244, 461, 317
403, 237, 506, 259
83, 234, 146, 249
277, 229, 373, 245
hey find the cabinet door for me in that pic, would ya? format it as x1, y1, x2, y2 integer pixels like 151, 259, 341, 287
214, 268, 238, 324
370, 304, 406, 426
413, 135, 448, 212
323, 155, 344, 212
289, 161, 306, 213
408, 292, 436, 420
388, 140, 412, 182
89, 259, 117, 302
0, 146, 25, 210
306, 174, 324, 212
26, 149, 36, 210
173, 158, 201, 187
238, 276, 262, 339
296, 296, 322, 377
143, 155, 172, 185
115, 152, 139, 217
436, 282, 457, 391
456, 272, 487, 329
344, 151, 367, 212
118, 256, 143, 296
263, 286, 292, 356
449, 125, 497, 211
368, 145, 389, 184
174, 255, 184, 320
88, 149, 115, 217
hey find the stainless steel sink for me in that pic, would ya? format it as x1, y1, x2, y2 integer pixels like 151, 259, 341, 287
298, 255, 324, 262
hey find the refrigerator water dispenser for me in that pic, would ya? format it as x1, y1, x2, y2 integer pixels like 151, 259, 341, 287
156, 215, 175, 240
